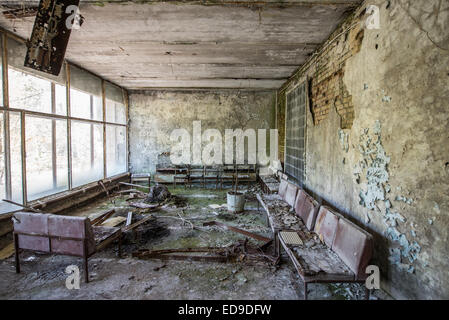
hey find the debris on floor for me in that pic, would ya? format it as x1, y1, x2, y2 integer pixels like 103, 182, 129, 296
328, 283, 367, 300
145, 184, 171, 203
0, 183, 391, 300
0, 242, 14, 260
101, 216, 127, 227
133, 239, 277, 265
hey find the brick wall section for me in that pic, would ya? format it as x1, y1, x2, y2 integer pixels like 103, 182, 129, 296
276, 11, 364, 162
310, 26, 363, 129
278, 12, 364, 131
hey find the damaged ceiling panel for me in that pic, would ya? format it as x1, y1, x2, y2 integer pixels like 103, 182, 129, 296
0, 0, 361, 89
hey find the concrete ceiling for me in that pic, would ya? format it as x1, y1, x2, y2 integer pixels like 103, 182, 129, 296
0, 0, 361, 90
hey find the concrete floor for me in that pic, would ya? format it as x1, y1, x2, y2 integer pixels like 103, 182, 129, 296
0, 184, 391, 300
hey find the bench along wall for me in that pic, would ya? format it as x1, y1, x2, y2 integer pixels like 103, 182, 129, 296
277, 1, 449, 299
128, 90, 276, 174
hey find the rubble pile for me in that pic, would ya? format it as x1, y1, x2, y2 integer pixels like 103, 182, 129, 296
145, 184, 171, 203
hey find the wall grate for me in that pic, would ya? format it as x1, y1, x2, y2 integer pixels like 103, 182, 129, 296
285, 82, 306, 186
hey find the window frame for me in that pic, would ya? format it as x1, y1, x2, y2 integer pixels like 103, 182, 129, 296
0, 31, 129, 207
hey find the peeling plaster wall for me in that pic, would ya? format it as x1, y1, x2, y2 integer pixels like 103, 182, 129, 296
129, 90, 276, 174
278, 0, 449, 299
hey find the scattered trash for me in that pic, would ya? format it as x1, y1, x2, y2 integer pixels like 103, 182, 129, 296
101, 216, 127, 227
145, 185, 171, 203
209, 204, 227, 210
132, 239, 277, 265
153, 264, 167, 271
144, 286, 154, 293
129, 202, 160, 210
283, 216, 298, 226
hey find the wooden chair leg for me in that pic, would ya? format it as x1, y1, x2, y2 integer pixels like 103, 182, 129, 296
117, 234, 122, 258
14, 233, 20, 274
83, 239, 89, 283
304, 282, 308, 300
274, 234, 280, 257
365, 287, 370, 300
84, 256, 89, 283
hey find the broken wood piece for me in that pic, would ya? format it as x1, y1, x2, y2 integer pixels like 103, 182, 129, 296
117, 189, 146, 199
101, 216, 127, 227
0, 242, 14, 260
134, 247, 227, 256
2, 199, 43, 213
132, 247, 230, 263
120, 182, 150, 190
116, 189, 140, 194
202, 221, 271, 242
99, 180, 115, 204
90, 209, 115, 226
122, 214, 155, 232
129, 202, 160, 209
136, 254, 228, 263
131, 240, 277, 265
153, 264, 166, 271
126, 212, 133, 226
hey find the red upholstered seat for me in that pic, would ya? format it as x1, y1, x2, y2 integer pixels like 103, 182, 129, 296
278, 178, 288, 198
332, 218, 373, 279
284, 183, 298, 208
314, 206, 340, 248
294, 190, 320, 231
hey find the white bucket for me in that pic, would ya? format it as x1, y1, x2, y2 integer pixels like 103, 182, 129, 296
227, 191, 245, 213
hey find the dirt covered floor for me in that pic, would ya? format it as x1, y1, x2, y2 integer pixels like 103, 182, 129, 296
0, 183, 391, 300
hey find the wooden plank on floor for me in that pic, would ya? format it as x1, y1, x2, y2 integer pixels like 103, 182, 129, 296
126, 212, 133, 226
0, 242, 14, 260
101, 216, 127, 227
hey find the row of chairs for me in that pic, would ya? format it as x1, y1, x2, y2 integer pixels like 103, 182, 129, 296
173, 164, 257, 189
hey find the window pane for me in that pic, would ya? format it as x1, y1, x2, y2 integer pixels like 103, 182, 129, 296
69, 64, 102, 121
70, 88, 90, 119
70, 88, 102, 120
0, 36, 3, 106
0, 112, 5, 199
106, 125, 126, 177
9, 68, 52, 113
25, 116, 68, 201
105, 82, 126, 124
71, 121, 104, 187
55, 83, 67, 115
10, 112, 23, 203
93, 95, 103, 120
106, 99, 126, 124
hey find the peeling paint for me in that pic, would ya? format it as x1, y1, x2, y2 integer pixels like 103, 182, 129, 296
357, 120, 421, 273
395, 195, 413, 205
338, 129, 349, 153
357, 121, 390, 210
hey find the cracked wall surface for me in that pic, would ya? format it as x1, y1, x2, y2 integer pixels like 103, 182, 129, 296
129, 90, 276, 174
277, 0, 449, 299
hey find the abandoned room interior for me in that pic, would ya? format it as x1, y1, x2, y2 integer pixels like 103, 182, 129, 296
0, 0, 447, 302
